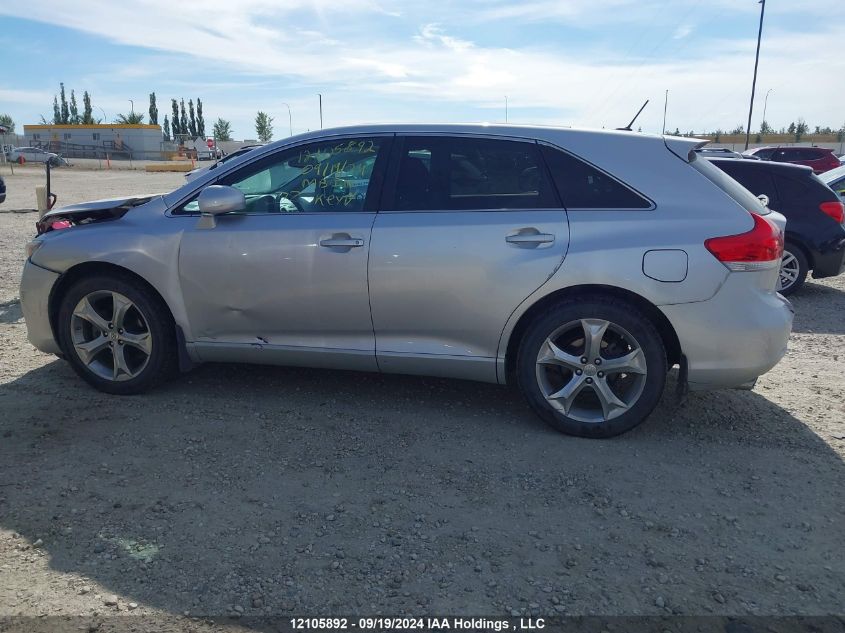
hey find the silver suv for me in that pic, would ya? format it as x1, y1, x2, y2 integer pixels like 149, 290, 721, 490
20, 125, 793, 437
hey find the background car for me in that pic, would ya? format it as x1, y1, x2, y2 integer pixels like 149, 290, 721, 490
0, 174, 5, 204
7, 147, 69, 167
743, 146, 839, 174
21, 125, 792, 438
184, 144, 264, 181
820, 164, 845, 199
710, 158, 845, 294
694, 147, 759, 160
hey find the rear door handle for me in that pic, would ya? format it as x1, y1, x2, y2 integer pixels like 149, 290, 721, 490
320, 237, 365, 248
506, 233, 555, 244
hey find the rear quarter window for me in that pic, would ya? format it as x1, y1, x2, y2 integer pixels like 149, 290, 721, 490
540, 145, 651, 209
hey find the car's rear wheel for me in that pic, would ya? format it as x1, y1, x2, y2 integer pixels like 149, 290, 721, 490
57, 274, 176, 394
778, 243, 808, 296
517, 296, 667, 438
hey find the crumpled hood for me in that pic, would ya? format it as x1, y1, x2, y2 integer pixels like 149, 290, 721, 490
36, 193, 166, 235
40, 193, 164, 220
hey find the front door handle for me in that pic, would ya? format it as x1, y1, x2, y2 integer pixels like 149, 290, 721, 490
506, 233, 555, 244
320, 236, 365, 248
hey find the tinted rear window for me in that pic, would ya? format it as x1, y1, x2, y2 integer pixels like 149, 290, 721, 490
540, 145, 651, 209
715, 162, 778, 202
690, 155, 768, 214
752, 148, 775, 159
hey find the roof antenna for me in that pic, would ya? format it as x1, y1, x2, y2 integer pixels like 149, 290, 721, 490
617, 99, 649, 131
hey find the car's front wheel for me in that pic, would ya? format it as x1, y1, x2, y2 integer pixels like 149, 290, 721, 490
517, 296, 667, 438
57, 274, 176, 394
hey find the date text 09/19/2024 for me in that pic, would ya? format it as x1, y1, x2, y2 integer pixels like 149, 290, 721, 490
290, 617, 547, 631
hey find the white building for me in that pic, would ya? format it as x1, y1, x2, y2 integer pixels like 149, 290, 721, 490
23, 123, 164, 160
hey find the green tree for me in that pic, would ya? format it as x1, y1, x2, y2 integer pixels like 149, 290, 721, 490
787, 121, 796, 135
196, 98, 205, 138
69, 90, 79, 124
0, 113, 14, 133
759, 120, 772, 135
179, 99, 188, 139
171, 99, 180, 136
81, 91, 94, 124
52, 96, 61, 124
149, 92, 159, 126
213, 118, 232, 141
59, 82, 70, 123
115, 112, 145, 124
672, 127, 680, 136
187, 99, 197, 138
255, 111, 273, 142
163, 115, 171, 141
729, 124, 744, 135
837, 125, 845, 143
795, 118, 808, 142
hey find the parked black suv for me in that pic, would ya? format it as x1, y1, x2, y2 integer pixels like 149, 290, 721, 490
710, 158, 845, 295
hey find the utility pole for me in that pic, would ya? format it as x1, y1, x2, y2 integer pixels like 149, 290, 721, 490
744, 0, 766, 150
662, 90, 668, 135
281, 102, 293, 136
318, 94, 323, 129
505, 95, 508, 123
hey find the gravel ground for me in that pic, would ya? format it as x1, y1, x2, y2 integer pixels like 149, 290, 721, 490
0, 169, 844, 628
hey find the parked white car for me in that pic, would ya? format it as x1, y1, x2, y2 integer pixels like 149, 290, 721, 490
8, 147, 69, 166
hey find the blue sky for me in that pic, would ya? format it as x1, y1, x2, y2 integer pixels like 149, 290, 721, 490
1, 0, 843, 140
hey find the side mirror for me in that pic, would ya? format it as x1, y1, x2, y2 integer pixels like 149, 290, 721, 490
757, 194, 770, 207
196, 185, 245, 229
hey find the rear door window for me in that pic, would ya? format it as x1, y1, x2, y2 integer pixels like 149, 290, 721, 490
540, 145, 651, 209
387, 136, 557, 211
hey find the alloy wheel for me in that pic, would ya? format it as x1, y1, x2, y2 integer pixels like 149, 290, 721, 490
778, 250, 799, 292
69, 290, 153, 382
535, 318, 648, 423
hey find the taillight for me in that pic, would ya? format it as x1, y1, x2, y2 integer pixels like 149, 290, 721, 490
704, 213, 784, 271
820, 201, 845, 224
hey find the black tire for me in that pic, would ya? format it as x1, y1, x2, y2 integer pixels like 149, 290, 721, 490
516, 295, 667, 438
778, 243, 808, 296
57, 274, 177, 394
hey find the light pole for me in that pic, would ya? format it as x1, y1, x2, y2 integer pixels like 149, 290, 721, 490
281, 102, 293, 136
129, 100, 134, 116
762, 88, 773, 131
744, 0, 766, 150
504, 95, 508, 123
318, 94, 323, 129
662, 89, 669, 135
98, 107, 107, 123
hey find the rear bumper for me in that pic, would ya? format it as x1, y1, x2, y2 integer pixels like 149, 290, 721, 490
660, 273, 793, 391
20, 260, 62, 355
810, 237, 845, 279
